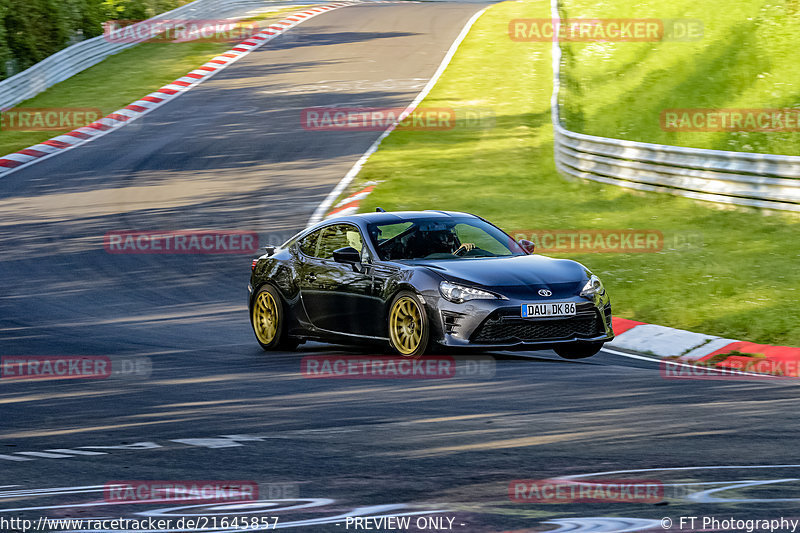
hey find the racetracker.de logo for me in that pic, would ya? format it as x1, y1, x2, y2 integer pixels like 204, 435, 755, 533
302, 107, 457, 131
0, 107, 103, 131
104, 481, 258, 503
511, 229, 663, 253
104, 231, 259, 254
509, 479, 663, 503
661, 108, 800, 132
509, 18, 702, 42
660, 360, 800, 380
301, 355, 457, 379
103, 19, 260, 43
1, 356, 112, 380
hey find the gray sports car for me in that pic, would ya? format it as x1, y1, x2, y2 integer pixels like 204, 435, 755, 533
249, 210, 614, 358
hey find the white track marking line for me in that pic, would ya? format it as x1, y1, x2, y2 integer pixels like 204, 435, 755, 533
600, 347, 768, 377
45, 449, 108, 456
13, 451, 76, 459
80, 441, 162, 450
0, 485, 106, 497
0, 454, 33, 462
560, 464, 800, 480
307, 5, 490, 226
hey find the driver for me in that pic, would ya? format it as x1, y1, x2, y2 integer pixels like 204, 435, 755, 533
427, 228, 475, 256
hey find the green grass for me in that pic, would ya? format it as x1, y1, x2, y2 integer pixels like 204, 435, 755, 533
0, 6, 309, 157
350, 0, 800, 346
559, 0, 800, 154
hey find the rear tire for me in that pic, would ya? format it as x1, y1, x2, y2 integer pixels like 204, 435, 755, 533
554, 341, 604, 360
387, 290, 430, 358
251, 285, 298, 351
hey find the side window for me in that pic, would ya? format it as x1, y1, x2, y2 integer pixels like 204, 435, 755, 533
299, 230, 322, 257
316, 224, 363, 260
346, 229, 364, 253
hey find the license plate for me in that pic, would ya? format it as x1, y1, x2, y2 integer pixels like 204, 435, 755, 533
521, 302, 576, 318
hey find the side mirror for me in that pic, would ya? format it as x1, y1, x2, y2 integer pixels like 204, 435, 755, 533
333, 246, 361, 264
519, 239, 536, 254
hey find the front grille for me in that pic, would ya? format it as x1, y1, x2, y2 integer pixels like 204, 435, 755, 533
471, 313, 603, 343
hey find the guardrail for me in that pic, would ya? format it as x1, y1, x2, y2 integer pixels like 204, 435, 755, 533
550, 0, 800, 213
0, 0, 279, 110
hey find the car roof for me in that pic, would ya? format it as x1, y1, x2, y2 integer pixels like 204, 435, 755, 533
325, 210, 480, 225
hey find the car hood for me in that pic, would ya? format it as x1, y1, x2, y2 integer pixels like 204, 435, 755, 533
416, 255, 588, 299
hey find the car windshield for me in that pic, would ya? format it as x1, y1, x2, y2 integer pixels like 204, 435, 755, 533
367, 216, 525, 261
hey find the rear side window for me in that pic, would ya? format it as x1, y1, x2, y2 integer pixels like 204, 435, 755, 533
300, 224, 363, 259
316, 224, 361, 259
299, 230, 321, 256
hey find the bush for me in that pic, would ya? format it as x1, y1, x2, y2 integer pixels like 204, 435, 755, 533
0, 0, 191, 80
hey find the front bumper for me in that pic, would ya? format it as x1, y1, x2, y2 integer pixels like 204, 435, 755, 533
426, 293, 614, 350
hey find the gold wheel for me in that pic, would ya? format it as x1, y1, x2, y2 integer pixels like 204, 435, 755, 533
389, 295, 424, 356
253, 289, 279, 345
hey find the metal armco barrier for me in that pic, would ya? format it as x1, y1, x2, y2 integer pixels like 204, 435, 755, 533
550, 0, 800, 212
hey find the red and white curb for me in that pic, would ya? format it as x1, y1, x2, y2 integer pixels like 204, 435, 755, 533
324, 182, 376, 218
0, 3, 352, 177
609, 317, 800, 375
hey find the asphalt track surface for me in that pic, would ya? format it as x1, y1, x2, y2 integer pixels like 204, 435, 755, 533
1, 3, 800, 533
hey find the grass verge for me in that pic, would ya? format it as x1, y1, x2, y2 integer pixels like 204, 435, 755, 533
558, 0, 800, 154
348, 0, 799, 346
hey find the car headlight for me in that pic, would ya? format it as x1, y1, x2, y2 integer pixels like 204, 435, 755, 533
439, 281, 502, 304
580, 275, 605, 298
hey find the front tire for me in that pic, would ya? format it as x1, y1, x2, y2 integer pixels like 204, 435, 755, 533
554, 341, 604, 359
387, 291, 430, 358
251, 285, 296, 351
